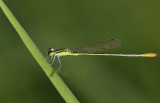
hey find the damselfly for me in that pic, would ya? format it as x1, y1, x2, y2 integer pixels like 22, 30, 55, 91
47, 38, 157, 72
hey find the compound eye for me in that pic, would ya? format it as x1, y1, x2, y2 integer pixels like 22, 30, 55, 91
48, 51, 51, 55
48, 48, 55, 55
48, 48, 54, 51
48, 48, 52, 51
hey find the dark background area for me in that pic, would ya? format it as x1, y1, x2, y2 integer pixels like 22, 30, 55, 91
0, 0, 159, 103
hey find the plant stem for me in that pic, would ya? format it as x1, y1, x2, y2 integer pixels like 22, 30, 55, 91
0, 0, 79, 103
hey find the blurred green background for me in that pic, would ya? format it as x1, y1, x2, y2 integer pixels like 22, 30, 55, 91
0, 0, 160, 103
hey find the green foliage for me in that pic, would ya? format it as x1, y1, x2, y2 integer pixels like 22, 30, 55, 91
0, 0, 79, 103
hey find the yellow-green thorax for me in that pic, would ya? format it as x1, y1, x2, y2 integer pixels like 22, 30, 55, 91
48, 48, 78, 57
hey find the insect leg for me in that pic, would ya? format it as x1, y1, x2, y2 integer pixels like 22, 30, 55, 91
56, 55, 62, 73
50, 55, 56, 64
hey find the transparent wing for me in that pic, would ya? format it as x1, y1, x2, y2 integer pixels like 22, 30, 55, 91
69, 38, 121, 53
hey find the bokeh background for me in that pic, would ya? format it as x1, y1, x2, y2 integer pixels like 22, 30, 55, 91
0, 0, 160, 103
